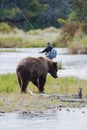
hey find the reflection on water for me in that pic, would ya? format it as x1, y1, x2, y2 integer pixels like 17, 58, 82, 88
0, 48, 87, 79
0, 108, 87, 130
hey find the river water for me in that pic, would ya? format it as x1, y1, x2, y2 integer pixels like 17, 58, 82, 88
0, 108, 87, 130
0, 48, 87, 79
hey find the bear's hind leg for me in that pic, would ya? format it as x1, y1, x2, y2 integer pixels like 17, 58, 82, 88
17, 73, 23, 93
21, 79, 28, 93
39, 76, 46, 93
17, 76, 21, 89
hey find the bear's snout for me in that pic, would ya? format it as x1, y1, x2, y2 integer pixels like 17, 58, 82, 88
54, 75, 58, 78
52, 73, 58, 78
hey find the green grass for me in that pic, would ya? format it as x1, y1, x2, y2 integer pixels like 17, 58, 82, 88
0, 73, 87, 95
46, 76, 87, 95
0, 73, 18, 92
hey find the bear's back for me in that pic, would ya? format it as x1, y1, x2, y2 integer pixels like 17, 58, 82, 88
17, 57, 49, 72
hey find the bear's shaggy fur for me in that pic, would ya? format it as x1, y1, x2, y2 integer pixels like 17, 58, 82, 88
16, 57, 58, 93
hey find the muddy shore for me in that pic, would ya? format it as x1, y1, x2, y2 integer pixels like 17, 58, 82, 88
0, 92, 87, 130
0, 92, 87, 113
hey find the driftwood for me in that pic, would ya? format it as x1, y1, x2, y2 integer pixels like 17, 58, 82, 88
60, 98, 87, 102
28, 87, 87, 102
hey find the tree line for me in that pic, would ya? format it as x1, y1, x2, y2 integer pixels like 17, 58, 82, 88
0, 0, 87, 30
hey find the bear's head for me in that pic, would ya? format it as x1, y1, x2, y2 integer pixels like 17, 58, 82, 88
49, 62, 58, 78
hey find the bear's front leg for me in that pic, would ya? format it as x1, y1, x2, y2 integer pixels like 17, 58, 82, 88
39, 76, 46, 93
32, 79, 39, 88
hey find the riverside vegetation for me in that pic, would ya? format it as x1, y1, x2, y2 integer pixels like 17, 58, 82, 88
0, 23, 59, 48
0, 73, 87, 112
0, 22, 87, 54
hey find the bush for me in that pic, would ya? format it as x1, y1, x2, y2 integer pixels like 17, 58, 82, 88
55, 21, 87, 54
61, 22, 80, 42
69, 42, 83, 54
81, 23, 87, 34
0, 36, 23, 48
55, 22, 80, 47
0, 23, 12, 33
69, 32, 87, 54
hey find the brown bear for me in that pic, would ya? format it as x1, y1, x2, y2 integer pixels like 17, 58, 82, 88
16, 56, 58, 93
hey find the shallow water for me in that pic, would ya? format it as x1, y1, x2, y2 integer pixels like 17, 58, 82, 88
0, 48, 87, 79
0, 108, 87, 130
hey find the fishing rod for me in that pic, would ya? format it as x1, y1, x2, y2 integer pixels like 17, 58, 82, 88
14, 4, 34, 29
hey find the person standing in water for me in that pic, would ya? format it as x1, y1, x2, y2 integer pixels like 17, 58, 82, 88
39, 41, 57, 60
